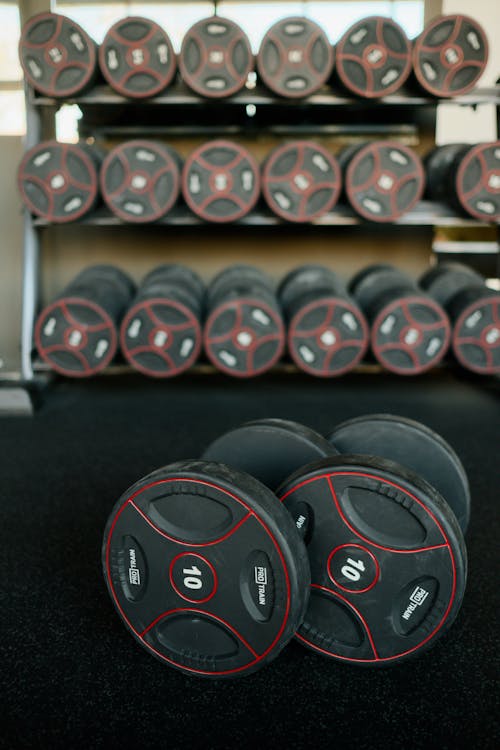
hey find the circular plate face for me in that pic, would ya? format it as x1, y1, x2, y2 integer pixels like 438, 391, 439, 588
336, 16, 411, 98
19, 12, 97, 98
328, 414, 470, 534
18, 141, 98, 223
101, 141, 180, 223
288, 296, 369, 377
120, 297, 202, 377
278, 456, 467, 665
204, 297, 285, 377
35, 296, 117, 377
345, 142, 425, 222
202, 419, 337, 490
102, 461, 310, 678
413, 14, 488, 98
262, 141, 341, 222
179, 16, 252, 98
99, 17, 176, 99
182, 140, 260, 223
371, 294, 451, 375
455, 142, 500, 222
452, 293, 500, 374
257, 16, 334, 98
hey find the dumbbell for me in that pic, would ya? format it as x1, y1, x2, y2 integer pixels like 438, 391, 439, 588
412, 14, 489, 98
261, 141, 341, 223
100, 141, 182, 223
257, 16, 334, 98
35, 265, 135, 377
278, 265, 369, 377
420, 263, 500, 375
425, 142, 500, 222
102, 459, 310, 678
99, 16, 176, 99
349, 264, 451, 374
182, 140, 260, 223
339, 141, 425, 222
19, 12, 98, 98
120, 264, 205, 378
18, 141, 101, 223
179, 16, 253, 98
203, 265, 285, 377
204, 415, 468, 666
334, 16, 412, 98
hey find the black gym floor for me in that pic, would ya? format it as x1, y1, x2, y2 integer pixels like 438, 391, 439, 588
1, 370, 499, 749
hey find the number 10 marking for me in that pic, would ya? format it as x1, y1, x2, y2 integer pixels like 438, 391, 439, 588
183, 565, 202, 589
341, 558, 365, 582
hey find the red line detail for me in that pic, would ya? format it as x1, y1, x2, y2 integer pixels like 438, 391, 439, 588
168, 552, 218, 605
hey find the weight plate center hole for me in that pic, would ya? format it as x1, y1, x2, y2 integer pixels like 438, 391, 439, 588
235, 329, 254, 348
377, 172, 396, 191
130, 172, 149, 192
441, 44, 464, 68
401, 325, 423, 347
149, 327, 170, 350
482, 324, 500, 347
318, 328, 338, 349
288, 48, 304, 64
363, 44, 387, 68
64, 326, 87, 350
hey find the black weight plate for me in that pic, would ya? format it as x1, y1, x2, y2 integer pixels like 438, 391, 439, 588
257, 16, 334, 98
202, 419, 337, 491
204, 296, 285, 377
35, 295, 117, 377
350, 266, 413, 315
371, 293, 450, 374
413, 14, 488, 98
328, 414, 470, 534
99, 17, 176, 99
262, 141, 341, 222
142, 264, 205, 306
452, 290, 500, 374
345, 141, 425, 222
102, 460, 310, 678
19, 12, 97, 98
18, 141, 99, 223
277, 455, 467, 665
455, 142, 500, 222
209, 265, 274, 308
179, 16, 252, 98
101, 141, 181, 223
74, 264, 137, 305
336, 16, 411, 98
182, 140, 260, 223
419, 262, 484, 308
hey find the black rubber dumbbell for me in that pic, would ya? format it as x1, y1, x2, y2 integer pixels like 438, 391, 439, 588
278, 265, 369, 377
35, 265, 135, 377
420, 262, 500, 374
120, 264, 205, 378
425, 142, 500, 222
349, 264, 451, 374
102, 459, 310, 678
204, 265, 286, 377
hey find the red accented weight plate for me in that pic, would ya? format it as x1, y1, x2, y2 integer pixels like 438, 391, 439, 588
455, 142, 500, 222
452, 293, 500, 374
179, 16, 252, 98
19, 12, 97, 98
99, 17, 176, 99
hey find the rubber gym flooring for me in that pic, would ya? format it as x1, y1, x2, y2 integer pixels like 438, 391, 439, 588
1, 370, 499, 749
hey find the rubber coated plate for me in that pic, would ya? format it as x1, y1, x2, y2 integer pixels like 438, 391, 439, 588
257, 17, 334, 98
180, 16, 252, 98
371, 294, 450, 374
182, 141, 260, 223
102, 460, 310, 678
202, 419, 337, 490
345, 142, 425, 222
209, 265, 274, 308
262, 141, 341, 222
452, 292, 500, 374
35, 296, 117, 377
288, 296, 369, 377
101, 141, 180, 223
328, 414, 470, 534
99, 17, 176, 98
19, 12, 97, 98
413, 14, 488, 97
336, 16, 411, 98
204, 296, 285, 377
455, 142, 500, 222
120, 297, 202, 377
277, 455, 467, 665
18, 141, 99, 223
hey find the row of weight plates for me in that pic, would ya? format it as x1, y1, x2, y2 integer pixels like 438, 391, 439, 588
18, 139, 500, 225
19, 13, 489, 100
34, 263, 500, 379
